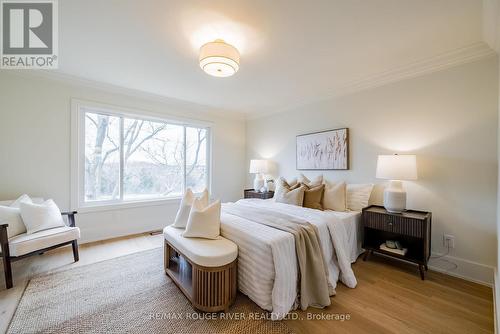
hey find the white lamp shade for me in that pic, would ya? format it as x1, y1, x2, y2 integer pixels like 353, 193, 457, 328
199, 39, 240, 77
376, 154, 417, 180
249, 159, 269, 174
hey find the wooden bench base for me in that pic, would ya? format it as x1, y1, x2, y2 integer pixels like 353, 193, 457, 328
164, 240, 237, 312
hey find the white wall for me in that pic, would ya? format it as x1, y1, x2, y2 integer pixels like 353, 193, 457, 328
247, 57, 498, 284
0, 72, 246, 243
496, 52, 500, 331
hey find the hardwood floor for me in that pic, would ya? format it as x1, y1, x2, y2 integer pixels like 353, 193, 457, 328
0, 234, 494, 334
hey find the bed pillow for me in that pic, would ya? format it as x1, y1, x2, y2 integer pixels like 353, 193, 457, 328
273, 177, 298, 201
302, 184, 325, 210
323, 181, 347, 212
275, 184, 306, 206
20, 199, 66, 234
172, 188, 208, 228
346, 184, 374, 211
298, 174, 323, 188
0, 194, 33, 238
183, 199, 221, 239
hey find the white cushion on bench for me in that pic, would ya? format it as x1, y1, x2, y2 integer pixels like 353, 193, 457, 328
163, 225, 237, 267
7, 226, 80, 257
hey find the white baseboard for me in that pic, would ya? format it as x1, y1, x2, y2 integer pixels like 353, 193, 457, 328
428, 252, 494, 286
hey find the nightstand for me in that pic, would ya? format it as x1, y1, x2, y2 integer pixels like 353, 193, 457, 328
244, 189, 274, 199
362, 205, 432, 280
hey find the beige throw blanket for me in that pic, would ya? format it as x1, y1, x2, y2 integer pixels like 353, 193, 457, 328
223, 202, 331, 310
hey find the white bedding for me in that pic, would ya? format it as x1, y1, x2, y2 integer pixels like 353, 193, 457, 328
220, 199, 362, 319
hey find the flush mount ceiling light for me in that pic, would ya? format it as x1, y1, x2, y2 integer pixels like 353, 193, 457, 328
199, 39, 240, 77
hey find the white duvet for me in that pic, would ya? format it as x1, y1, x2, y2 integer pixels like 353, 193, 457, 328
220, 199, 362, 319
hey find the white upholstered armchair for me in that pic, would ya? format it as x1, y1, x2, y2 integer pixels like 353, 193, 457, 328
0, 198, 80, 289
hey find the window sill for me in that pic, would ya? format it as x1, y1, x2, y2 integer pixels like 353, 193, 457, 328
76, 197, 182, 214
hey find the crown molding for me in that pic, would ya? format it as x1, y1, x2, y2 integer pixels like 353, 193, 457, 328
483, 0, 500, 53
4, 70, 247, 121
247, 42, 496, 120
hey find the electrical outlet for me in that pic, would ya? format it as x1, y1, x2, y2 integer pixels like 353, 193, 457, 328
443, 234, 455, 248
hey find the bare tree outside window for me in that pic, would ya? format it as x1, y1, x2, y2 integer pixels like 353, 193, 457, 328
83, 110, 208, 203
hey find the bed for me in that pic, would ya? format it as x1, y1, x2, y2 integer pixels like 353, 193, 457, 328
220, 198, 363, 319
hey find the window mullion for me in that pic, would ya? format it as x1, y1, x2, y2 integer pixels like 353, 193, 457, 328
119, 117, 124, 202
183, 126, 187, 192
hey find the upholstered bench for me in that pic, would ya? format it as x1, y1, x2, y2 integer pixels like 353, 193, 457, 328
163, 225, 238, 312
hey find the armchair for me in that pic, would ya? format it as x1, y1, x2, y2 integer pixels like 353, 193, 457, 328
0, 210, 80, 289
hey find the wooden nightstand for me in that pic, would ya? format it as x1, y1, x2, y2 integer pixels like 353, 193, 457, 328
244, 189, 274, 199
362, 205, 432, 280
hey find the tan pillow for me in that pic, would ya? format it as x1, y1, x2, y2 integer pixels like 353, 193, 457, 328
275, 184, 306, 206
298, 174, 323, 188
274, 177, 298, 201
323, 181, 346, 211
302, 184, 325, 210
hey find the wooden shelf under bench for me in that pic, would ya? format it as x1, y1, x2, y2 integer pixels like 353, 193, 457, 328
164, 240, 237, 312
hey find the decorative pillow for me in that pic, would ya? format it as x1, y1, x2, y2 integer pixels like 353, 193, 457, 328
183, 199, 221, 239
0, 194, 33, 238
323, 181, 347, 212
172, 188, 208, 228
275, 184, 306, 206
302, 184, 325, 210
298, 174, 323, 188
346, 184, 374, 211
273, 177, 298, 201
20, 199, 66, 234
10, 194, 33, 208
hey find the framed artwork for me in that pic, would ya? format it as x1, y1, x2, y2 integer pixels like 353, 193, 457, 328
296, 128, 349, 170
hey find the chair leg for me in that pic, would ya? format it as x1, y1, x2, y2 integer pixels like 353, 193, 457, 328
72, 240, 79, 262
2, 255, 13, 289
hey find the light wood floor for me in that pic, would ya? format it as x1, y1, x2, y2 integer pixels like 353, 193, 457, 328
0, 234, 494, 334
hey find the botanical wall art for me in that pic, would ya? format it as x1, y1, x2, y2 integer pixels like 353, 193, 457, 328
296, 128, 349, 170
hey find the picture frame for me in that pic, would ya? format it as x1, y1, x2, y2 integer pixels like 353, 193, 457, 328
296, 128, 349, 170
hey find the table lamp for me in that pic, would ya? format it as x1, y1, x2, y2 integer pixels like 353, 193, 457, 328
376, 154, 418, 213
249, 159, 269, 192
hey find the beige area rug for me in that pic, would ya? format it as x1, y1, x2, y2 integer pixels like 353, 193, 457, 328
7, 248, 294, 334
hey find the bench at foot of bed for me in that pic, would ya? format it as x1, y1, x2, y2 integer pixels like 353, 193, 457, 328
163, 225, 238, 312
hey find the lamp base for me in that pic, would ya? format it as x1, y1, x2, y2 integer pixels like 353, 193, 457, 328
383, 180, 407, 213
253, 174, 264, 193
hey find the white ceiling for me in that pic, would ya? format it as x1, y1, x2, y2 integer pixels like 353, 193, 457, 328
57, 0, 486, 116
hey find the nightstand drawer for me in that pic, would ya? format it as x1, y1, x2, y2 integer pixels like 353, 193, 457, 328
363, 211, 423, 238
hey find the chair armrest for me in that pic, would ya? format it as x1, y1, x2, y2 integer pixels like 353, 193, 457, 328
0, 224, 9, 256
61, 211, 77, 227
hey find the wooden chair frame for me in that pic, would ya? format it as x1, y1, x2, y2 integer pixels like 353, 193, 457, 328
0, 211, 79, 289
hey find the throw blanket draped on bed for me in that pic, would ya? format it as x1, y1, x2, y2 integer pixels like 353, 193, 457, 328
223, 202, 331, 310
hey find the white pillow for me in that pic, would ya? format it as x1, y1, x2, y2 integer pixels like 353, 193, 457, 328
172, 188, 209, 228
323, 181, 347, 212
183, 199, 221, 239
10, 194, 33, 208
298, 174, 323, 187
0, 194, 33, 238
346, 184, 374, 211
20, 199, 66, 234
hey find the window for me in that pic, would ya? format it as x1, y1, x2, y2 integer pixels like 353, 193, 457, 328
74, 101, 210, 208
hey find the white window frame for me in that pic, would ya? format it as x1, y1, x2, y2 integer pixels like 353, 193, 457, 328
70, 99, 212, 213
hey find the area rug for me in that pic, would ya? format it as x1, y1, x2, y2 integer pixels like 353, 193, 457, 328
7, 248, 294, 334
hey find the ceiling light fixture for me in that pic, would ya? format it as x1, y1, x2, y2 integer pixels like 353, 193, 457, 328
199, 39, 240, 77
